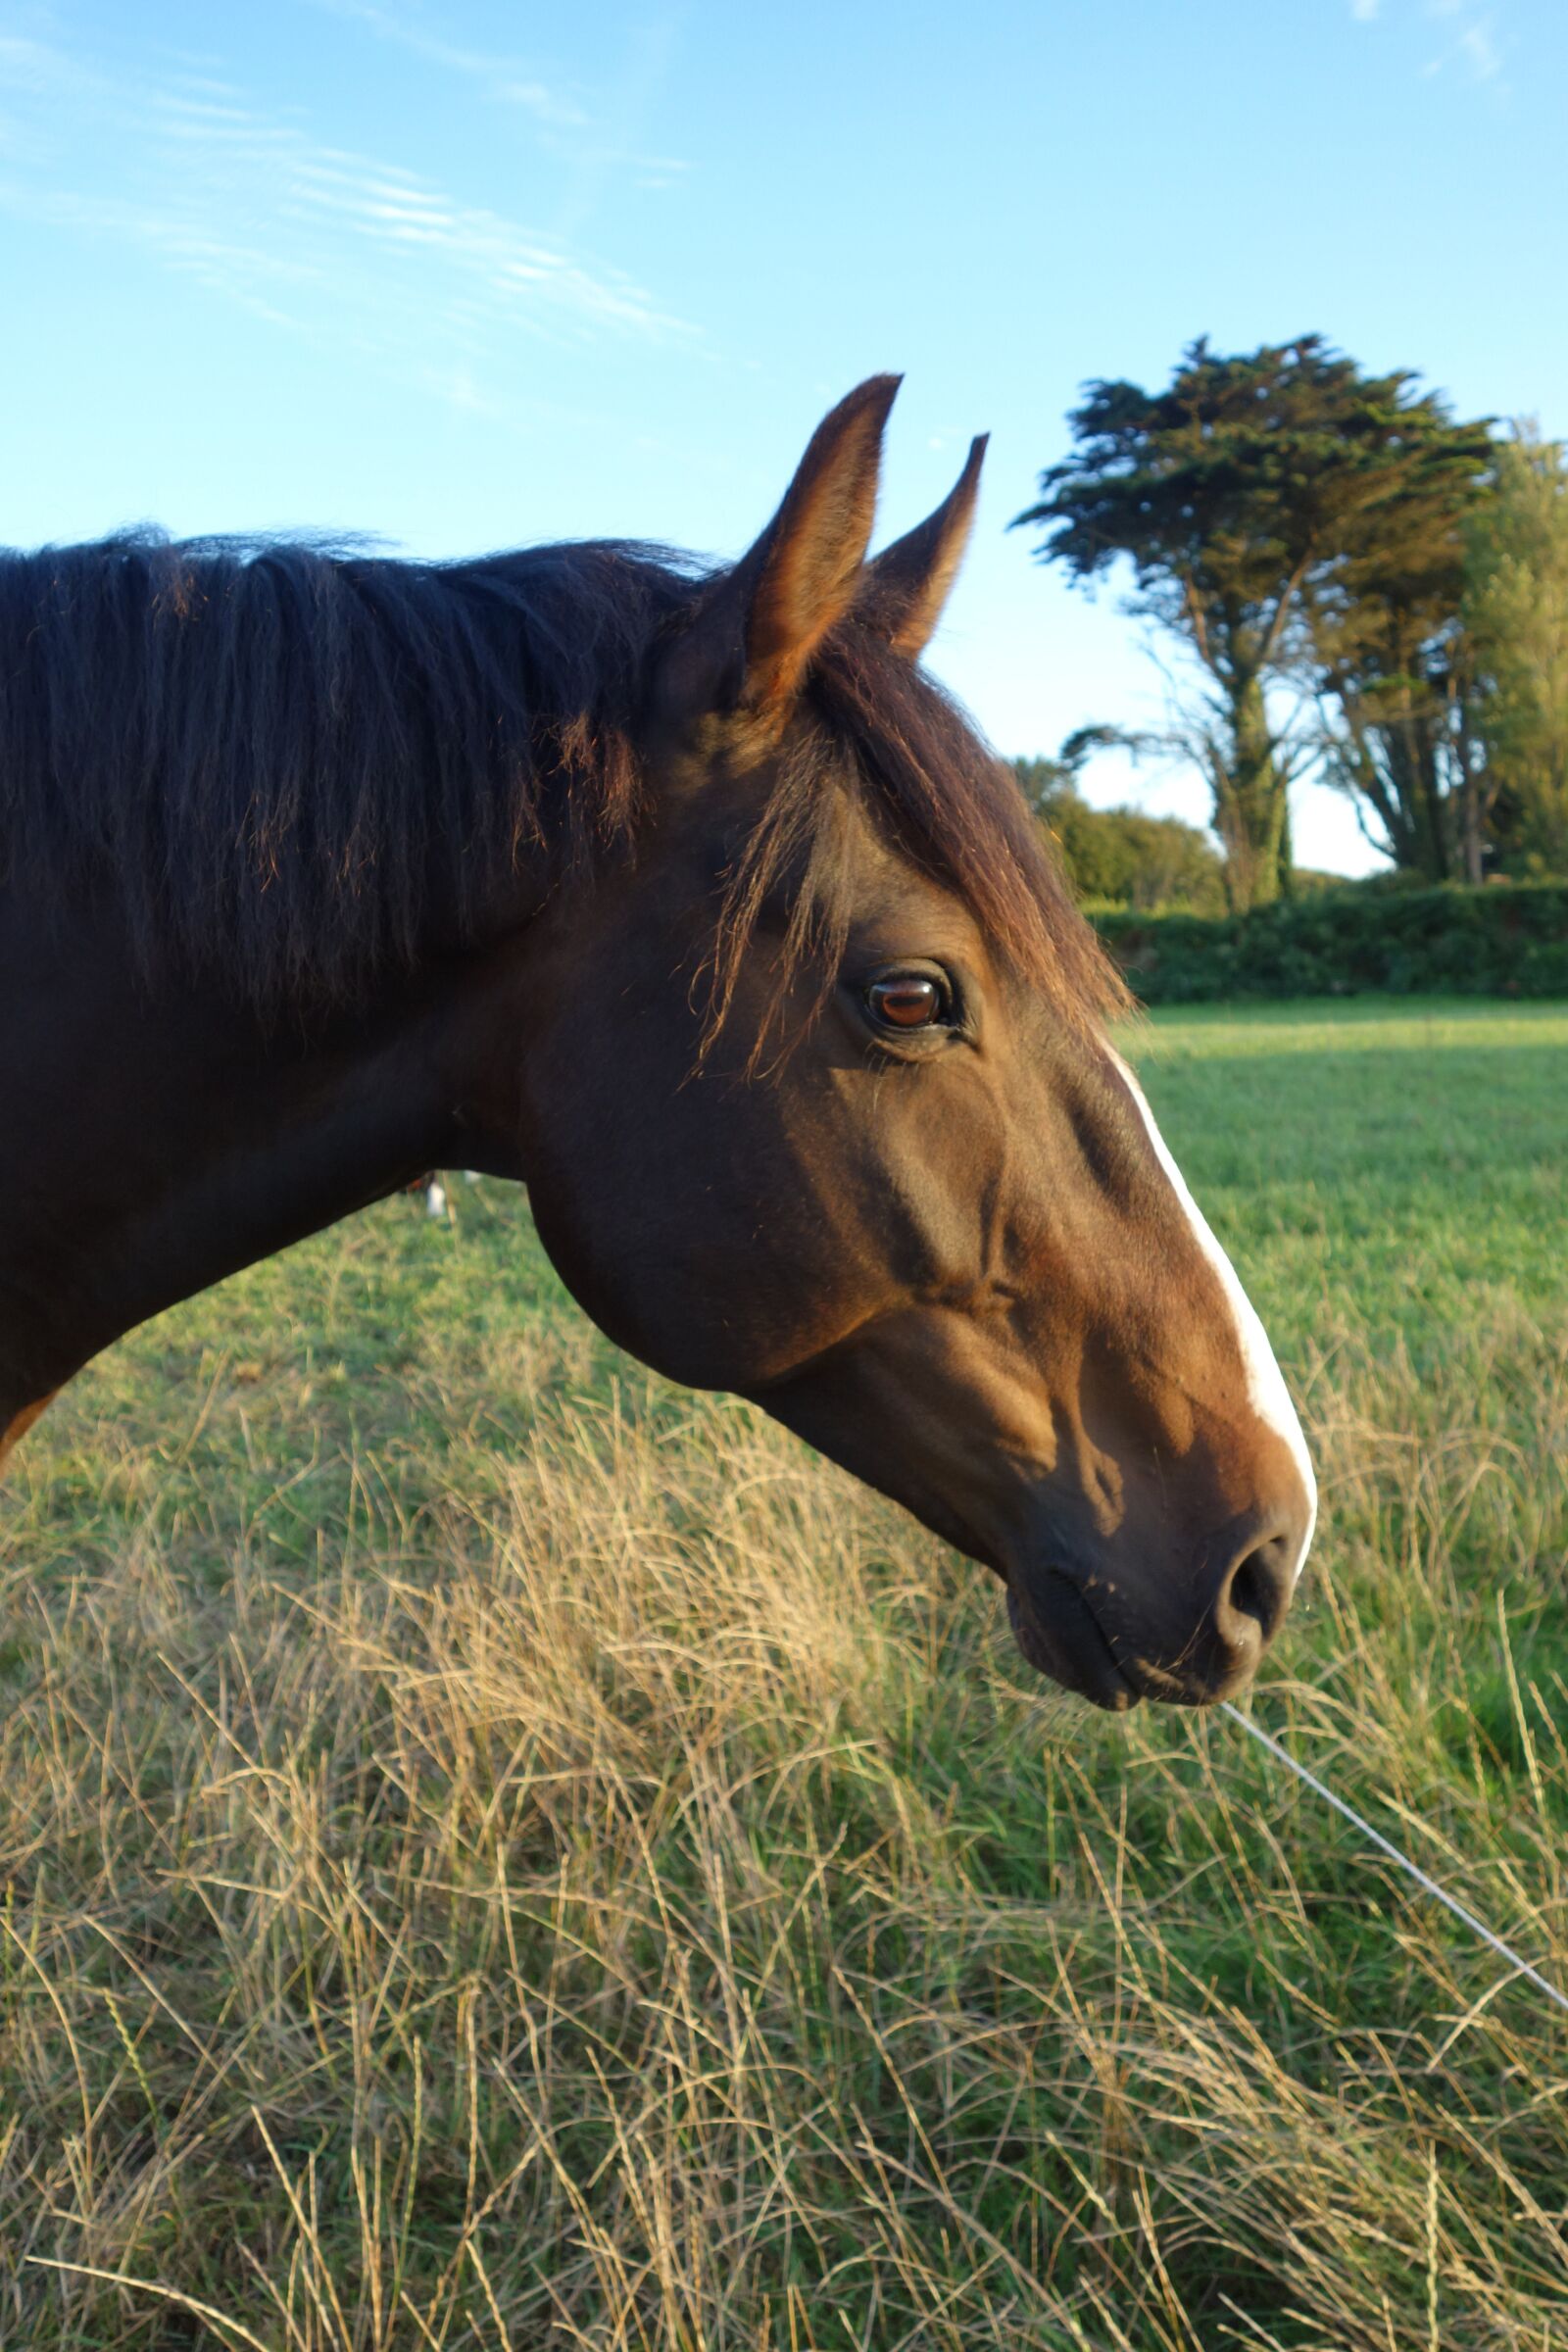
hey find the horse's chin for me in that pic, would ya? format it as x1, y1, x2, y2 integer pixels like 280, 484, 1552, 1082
1006, 1577, 1141, 1712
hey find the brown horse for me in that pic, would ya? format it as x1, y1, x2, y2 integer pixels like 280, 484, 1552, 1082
0, 377, 1314, 1708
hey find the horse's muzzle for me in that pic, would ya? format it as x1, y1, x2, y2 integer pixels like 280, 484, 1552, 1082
1008, 1495, 1307, 1710
1006, 1575, 1139, 1712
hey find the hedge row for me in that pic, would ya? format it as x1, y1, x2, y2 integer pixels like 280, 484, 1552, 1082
1091, 881, 1568, 1004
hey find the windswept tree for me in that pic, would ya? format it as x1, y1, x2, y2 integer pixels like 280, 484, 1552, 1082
1308, 410, 1494, 882
1015, 336, 1492, 906
1462, 426, 1568, 876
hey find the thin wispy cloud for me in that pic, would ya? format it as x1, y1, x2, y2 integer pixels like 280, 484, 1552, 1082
1417, 0, 1509, 88
0, 19, 689, 414
1340, 0, 1515, 93
305, 0, 589, 126
303, 0, 689, 185
1457, 17, 1501, 75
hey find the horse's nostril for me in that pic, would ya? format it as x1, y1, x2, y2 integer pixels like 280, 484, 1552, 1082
1229, 1546, 1275, 1634
1214, 1527, 1294, 1655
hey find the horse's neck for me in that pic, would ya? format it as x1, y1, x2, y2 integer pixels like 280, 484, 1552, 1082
0, 896, 527, 1416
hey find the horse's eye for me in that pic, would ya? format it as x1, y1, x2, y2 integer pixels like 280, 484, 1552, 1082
866, 975, 944, 1031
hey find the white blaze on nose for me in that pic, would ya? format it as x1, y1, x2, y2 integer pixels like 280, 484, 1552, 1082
1108, 1050, 1318, 1578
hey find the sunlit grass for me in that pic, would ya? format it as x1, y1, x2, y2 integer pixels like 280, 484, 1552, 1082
1, 998, 1565, 2348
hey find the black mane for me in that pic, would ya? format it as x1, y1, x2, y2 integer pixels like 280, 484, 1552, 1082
0, 531, 698, 1004
0, 529, 1126, 1022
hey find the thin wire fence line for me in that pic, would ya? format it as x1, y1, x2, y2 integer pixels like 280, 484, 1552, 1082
1220, 1699, 1568, 2021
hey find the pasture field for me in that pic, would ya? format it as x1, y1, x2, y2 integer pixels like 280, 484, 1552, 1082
2, 996, 1566, 2351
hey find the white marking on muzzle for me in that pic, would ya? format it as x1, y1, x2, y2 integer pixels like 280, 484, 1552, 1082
1109, 1050, 1318, 1578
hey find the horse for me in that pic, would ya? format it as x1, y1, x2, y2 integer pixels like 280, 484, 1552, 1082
0, 376, 1314, 1709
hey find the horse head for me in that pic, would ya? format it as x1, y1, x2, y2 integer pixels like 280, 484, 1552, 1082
507, 378, 1316, 1709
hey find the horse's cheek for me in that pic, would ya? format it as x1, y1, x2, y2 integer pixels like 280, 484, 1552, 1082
510, 1056, 817, 1391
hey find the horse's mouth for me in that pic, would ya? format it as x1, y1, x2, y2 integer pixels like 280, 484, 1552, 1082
1007, 1575, 1140, 1712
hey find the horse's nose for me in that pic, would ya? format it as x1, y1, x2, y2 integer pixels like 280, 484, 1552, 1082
1203, 1506, 1305, 1689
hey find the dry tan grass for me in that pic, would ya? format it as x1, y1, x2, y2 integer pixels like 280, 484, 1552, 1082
2, 1249, 1566, 2349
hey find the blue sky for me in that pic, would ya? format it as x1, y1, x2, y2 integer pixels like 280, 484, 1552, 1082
3, 0, 1563, 871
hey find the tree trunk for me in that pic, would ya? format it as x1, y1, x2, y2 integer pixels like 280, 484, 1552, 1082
1459, 787, 1485, 886
1276, 790, 1296, 899
1456, 720, 1488, 885
1214, 673, 1288, 909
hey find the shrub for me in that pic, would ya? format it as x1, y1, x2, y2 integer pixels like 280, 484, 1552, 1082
1012, 760, 1228, 912
1094, 879, 1568, 1002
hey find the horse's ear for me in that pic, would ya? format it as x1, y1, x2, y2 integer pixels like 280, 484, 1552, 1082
856, 433, 987, 661
665, 374, 902, 724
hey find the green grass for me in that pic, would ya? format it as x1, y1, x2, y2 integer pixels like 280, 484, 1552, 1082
2, 997, 1565, 2349
1139, 997, 1568, 1343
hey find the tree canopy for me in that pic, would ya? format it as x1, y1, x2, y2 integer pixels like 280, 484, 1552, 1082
1462, 427, 1568, 877
1015, 336, 1494, 903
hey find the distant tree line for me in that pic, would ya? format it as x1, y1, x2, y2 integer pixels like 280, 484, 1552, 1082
1014, 336, 1568, 909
